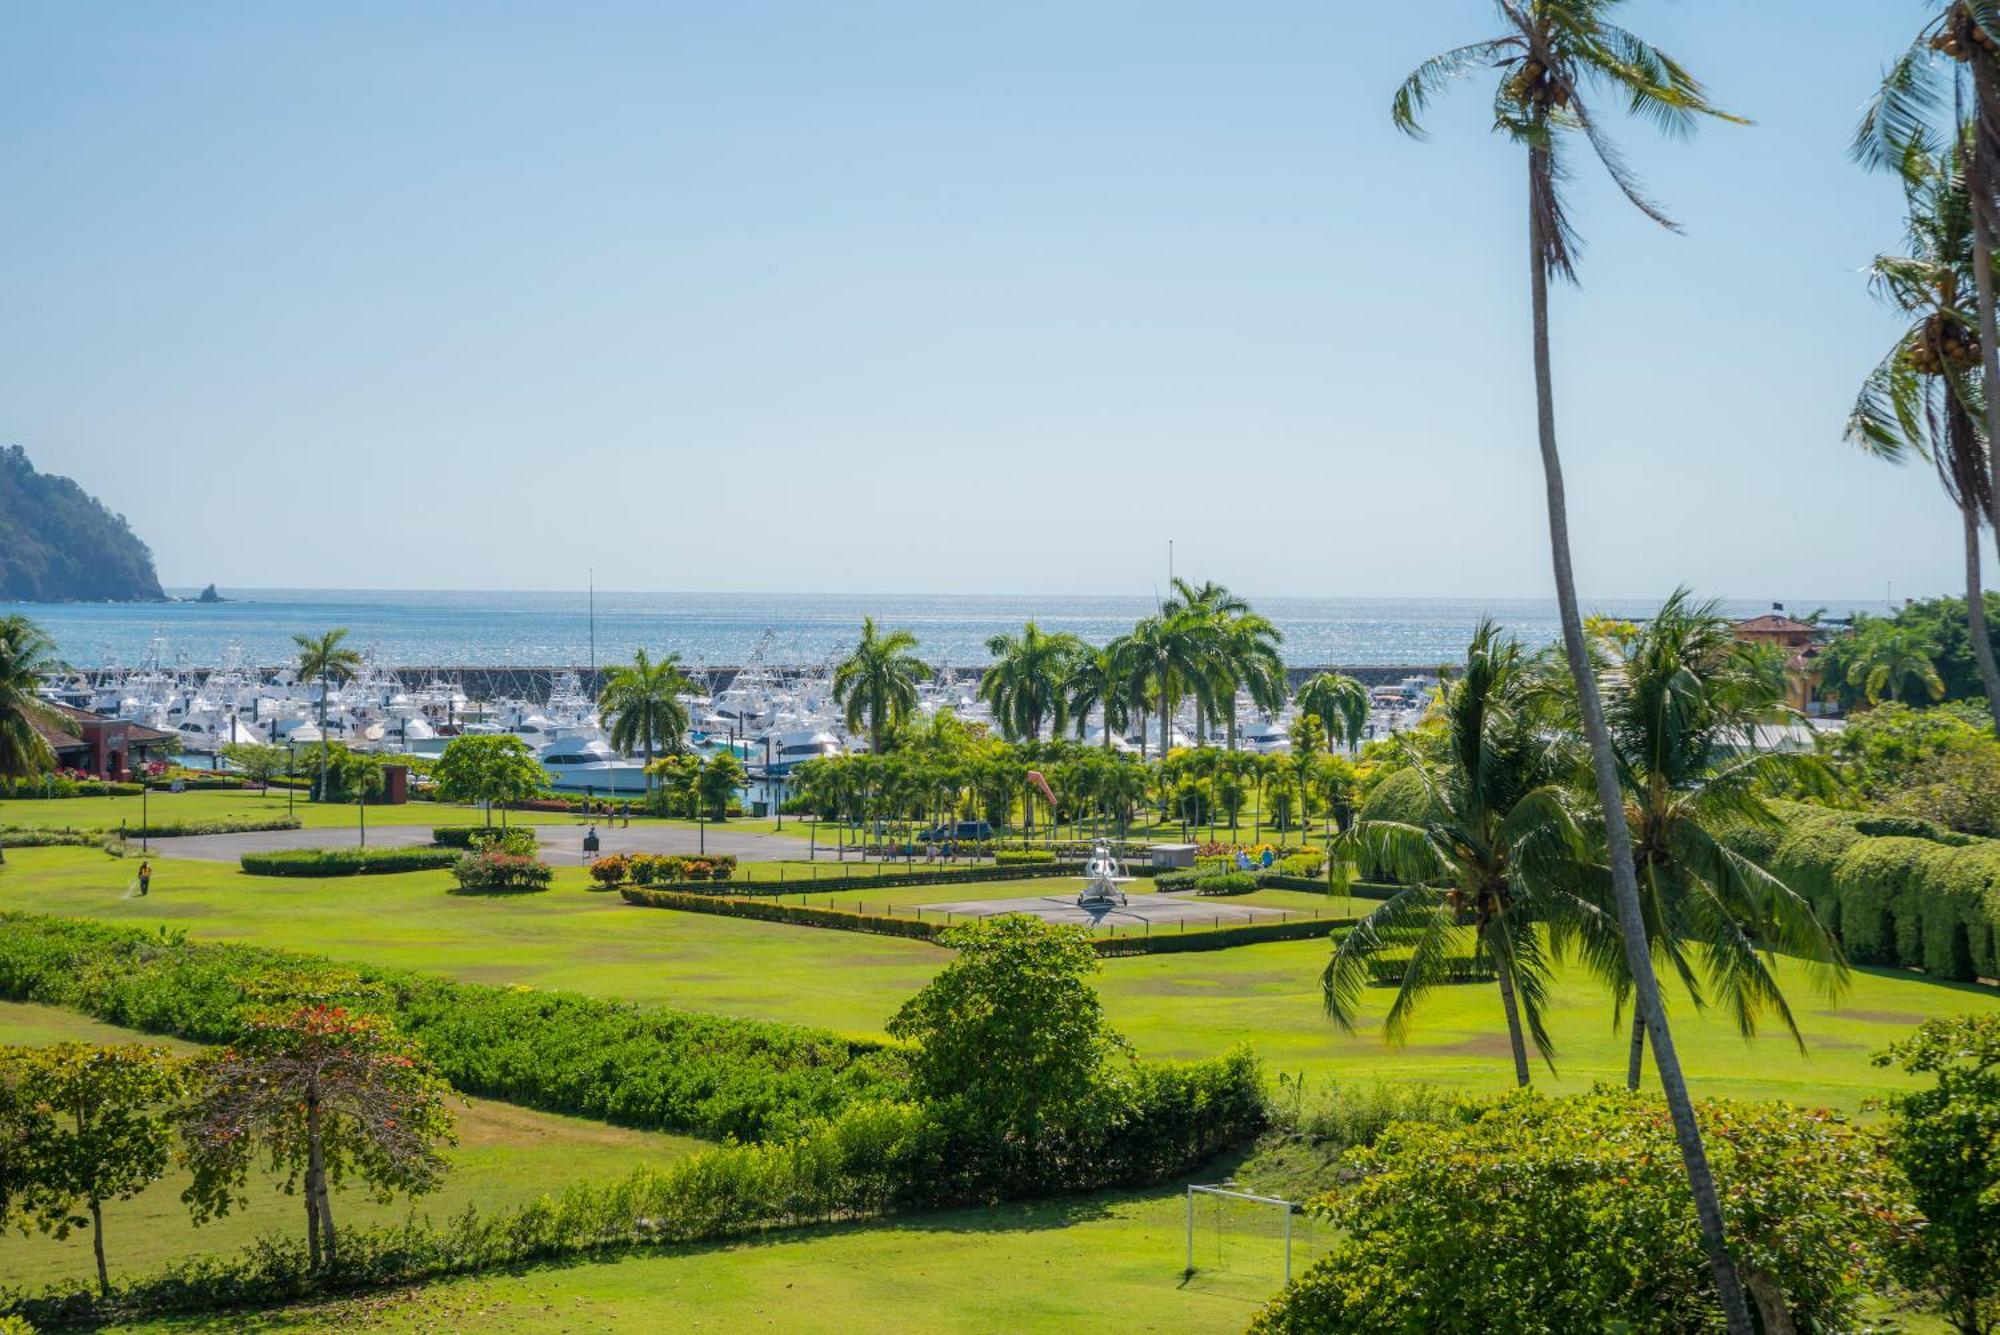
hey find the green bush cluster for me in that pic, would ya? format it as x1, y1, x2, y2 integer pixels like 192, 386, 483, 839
1360, 949, 1491, 986
1251, 1088, 1914, 1335
0, 912, 905, 1142
0, 826, 104, 849
1728, 802, 2000, 979
1193, 871, 1259, 896
238, 848, 461, 877
617, 853, 739, 885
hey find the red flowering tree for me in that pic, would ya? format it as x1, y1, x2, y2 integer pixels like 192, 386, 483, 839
178, 1004, 456, 1270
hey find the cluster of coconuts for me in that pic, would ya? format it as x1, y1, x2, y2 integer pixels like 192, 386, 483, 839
1931, 5, 1998, 61
1908, 313, 1982, 375
1505, 57, 1571, 109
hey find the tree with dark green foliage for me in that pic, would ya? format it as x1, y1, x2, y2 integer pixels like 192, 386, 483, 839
1296, 672, 1371, 752
0, 615, 63, 781
433, 734, 544, 825
0, 1043, 186, 1295
1585, 591, 1848, 1089
293, 629, 362, 802
696, 750, 748, 820
1324, 622, 1614, 1088
597, 649, 692, 789
1391, 4, 1751, 1318
887, 916, 1128, 1147
832, 618, 930, 754
218, 742, 291, 791
1876, 1014, 2000, 1335
1846, 129, 2000, 731
1820, 595, 2000, 710
979, 620, 1084, 743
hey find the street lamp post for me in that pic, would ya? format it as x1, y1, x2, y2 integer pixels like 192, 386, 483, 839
286, 742, 297, 819
141, 779, 149, 854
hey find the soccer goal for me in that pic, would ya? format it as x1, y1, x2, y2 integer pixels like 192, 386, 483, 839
1184, 1183, 1298, 1285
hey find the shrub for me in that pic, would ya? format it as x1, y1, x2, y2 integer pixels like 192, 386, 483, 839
587, 854, 629, 888
1279, 850, 1327, 878
1193, 871, 1258, 896
113, 817, 303, 839
240, 848, 460, 877
1876, 1016, 2000, 1331
1154, 871, 1198, 892
430, 825, 490, 848
1250, 1088, 1914, 1335
450, 850, 553, 894
993, 849, 1057, 866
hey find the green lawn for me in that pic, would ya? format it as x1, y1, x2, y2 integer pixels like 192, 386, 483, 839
3, 846, 1994, 1109
112, 1186, 1328, 1334
0, 1002, 710, 1291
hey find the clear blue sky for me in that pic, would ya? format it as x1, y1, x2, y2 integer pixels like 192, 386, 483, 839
0, 1, 1963, 603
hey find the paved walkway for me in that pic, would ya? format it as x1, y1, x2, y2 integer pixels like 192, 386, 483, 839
145, 822, 811, 865
919, 890, 1289, 928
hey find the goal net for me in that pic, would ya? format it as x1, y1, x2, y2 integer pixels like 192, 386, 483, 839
1183, 1184, 1300, 1289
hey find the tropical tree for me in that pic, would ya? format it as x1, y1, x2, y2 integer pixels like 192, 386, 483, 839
1588, 591, 1849, 1089
0, 614, 62, 780
696, 750, 748, 820
218, 742, 290, 792
1296, 671, 1372, 752
293, 628, 362, 801
979, 621, 1083, 742
1323, 623, 1613, 1088
1857, 1, 2000, 549
1848, 130, 2000, 731
1066, 640, 1135, 749
1392, 6, 1752, 1319
597, 649, 693, 788
0, 1043, 185, 1295
832, 617, 930, 754
180, 1002, 455, 1272
433, 734, 545, 826
1849, 623, 1952, 704
1217, 611, 1287, 751
1128, 611, 1210, 759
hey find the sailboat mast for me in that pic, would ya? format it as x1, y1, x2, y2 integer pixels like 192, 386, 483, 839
588, 569, 596, 690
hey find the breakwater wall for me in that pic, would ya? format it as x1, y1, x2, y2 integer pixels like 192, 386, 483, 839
105, 663, 1438, 700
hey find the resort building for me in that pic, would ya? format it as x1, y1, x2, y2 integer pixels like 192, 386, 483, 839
27, 702, 177, 780
1729, 609, 1825, 713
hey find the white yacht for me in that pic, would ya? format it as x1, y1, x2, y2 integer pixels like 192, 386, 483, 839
537, 734, 649, 794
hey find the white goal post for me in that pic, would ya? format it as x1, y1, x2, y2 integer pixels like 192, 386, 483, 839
1184, 1183, 1297, 1284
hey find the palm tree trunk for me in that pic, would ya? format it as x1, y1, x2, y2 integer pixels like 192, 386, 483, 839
1965, 501, 2000, 736
1973, 117, 2000, 539
1627, 1009, 1645, 1092
1159, 671, 1171, 758
1527, 147, 1752, 1333
1493, 954, 1532, 1088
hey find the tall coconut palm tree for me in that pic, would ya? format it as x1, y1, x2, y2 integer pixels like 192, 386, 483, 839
1858, 2, 2000, 550
1393, 6, 1752, 1321
597, 650, 693, 790
293, 628, 362, 802
979, 621, 1084, 743
832, 618, 930, 755
1215, 612, 1286, 751
1848, 623, 1950, 705
1161, 579, 1245, 743
1296, 671, 1372, 751
0, 615, 63, 780
1586, 592, 1849, 1090
1324, 623, 1613, 1087
1128, 611, 1209, 759
1850, 133, 2000, 731
1067, 640, 1135, 749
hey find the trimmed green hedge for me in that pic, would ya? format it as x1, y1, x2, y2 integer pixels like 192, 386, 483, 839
119, 817, 304, 839
1727, 802, 2000, 980
686, 861, 1078, 897
0, 911, 903, 1143
239, 847, 461, 877
619, 887, 1353, 957
993, 849, 1057, 866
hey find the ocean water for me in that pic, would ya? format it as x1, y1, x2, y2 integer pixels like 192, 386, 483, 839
9, 589, 1877, 671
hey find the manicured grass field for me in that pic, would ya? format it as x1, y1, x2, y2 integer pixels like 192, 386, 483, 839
111, 1187, 1329, 1334
3, 846, 1994, 1109
0, 1002, 710, 1290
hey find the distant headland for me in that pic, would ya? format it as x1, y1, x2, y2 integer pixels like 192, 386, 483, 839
0, 445, 165, 602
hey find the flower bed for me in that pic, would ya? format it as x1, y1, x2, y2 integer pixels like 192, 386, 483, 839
451, 848, 554, 893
